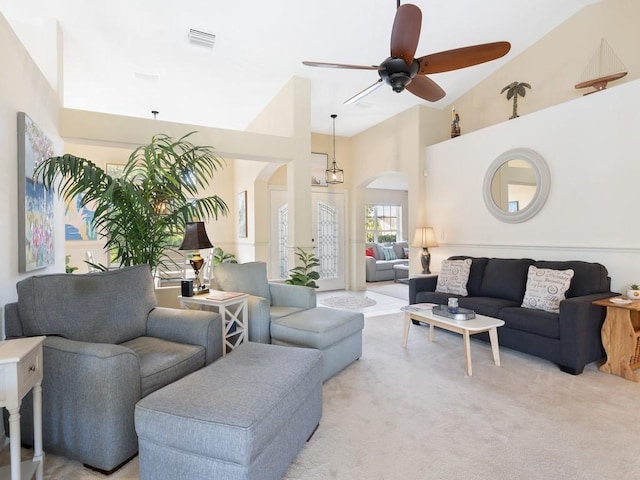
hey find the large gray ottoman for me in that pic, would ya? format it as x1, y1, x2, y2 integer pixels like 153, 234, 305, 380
134, 342, 323, 480
270, 306, 364, 381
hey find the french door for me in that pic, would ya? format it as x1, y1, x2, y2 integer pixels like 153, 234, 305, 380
270, 188, 346, 291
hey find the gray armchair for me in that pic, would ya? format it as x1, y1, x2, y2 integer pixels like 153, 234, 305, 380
3, 265, 223, 473
211, 261, 316, 343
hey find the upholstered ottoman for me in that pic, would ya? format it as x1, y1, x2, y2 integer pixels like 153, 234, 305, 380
134, 342, 323, 480
270, 306, 364, 381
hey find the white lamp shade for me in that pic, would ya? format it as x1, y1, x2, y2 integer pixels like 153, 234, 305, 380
411, 227, 438, 248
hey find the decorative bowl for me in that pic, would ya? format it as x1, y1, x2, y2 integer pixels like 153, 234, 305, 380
627, 289, 640, 300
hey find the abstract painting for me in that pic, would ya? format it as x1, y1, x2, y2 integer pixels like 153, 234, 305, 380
18, 112, 56, 272
65, 193, 97, 241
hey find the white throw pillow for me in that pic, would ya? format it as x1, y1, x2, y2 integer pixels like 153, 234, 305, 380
435, 259, 472, 296
521, 266, 574, 313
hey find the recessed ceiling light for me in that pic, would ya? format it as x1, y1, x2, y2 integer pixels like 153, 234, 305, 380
188, 29, 216, 48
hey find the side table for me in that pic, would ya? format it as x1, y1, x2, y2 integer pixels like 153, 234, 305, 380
179, 293, 249, 355
592, 297, 640, 382
0, 336, 46, 480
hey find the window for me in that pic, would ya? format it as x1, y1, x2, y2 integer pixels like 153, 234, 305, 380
365, 204, 401, 243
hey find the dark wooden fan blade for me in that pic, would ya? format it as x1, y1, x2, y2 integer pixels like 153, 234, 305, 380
302, 61, 382, 71
390, 4, 422, 64
406, 75, 446, 102
417, 41, 511, 74
344, 79, 384, 105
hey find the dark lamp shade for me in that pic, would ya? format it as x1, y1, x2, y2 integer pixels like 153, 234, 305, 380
179, 221, 213, 250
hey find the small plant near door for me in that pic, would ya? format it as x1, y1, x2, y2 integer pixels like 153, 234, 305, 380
286, 248, 320, 288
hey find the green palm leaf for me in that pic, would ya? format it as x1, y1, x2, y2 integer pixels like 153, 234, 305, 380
33, 132, 229, 270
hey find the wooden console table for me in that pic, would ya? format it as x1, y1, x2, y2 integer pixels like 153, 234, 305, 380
593, 298, 640, 382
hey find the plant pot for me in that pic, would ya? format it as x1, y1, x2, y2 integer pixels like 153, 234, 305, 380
627, 289, 640, 300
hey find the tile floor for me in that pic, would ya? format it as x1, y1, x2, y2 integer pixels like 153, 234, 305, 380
316, 281, 408, 318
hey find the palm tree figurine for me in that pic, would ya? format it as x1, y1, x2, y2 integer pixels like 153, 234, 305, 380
501, 81, 531, 119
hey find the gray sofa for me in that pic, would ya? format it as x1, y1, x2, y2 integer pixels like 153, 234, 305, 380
409, 256, 615, 374
365, 241, 409, 282
3, 265, 223, 473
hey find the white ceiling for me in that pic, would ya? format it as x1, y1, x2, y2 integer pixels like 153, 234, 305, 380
1, 0, 599, 137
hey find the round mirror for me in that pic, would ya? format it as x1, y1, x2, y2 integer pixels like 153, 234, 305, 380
482, 148, 550, 223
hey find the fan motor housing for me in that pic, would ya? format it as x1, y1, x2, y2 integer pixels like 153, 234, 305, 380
379, 57, 419, 92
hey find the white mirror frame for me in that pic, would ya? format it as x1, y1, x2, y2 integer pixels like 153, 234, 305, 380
482, 147, 550, 224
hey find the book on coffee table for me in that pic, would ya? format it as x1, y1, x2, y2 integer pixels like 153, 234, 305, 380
401, 303, 438, 314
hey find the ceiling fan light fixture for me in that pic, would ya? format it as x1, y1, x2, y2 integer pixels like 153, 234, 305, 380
326, 114, 345, 185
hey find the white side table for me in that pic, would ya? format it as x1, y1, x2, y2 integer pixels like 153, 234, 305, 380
0, 336, 46, 480
179, 293, 249, 355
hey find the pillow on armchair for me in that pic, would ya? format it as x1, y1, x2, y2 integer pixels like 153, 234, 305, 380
212, 261, 271, 302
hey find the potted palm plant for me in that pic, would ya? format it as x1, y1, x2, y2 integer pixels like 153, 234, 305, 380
34, 132, 229, 272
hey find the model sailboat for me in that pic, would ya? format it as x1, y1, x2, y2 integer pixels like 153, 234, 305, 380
575, 39, 627, 94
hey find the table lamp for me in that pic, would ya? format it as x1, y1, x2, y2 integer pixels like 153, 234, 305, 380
179, 221, 213, 295
411, 226, 438, 274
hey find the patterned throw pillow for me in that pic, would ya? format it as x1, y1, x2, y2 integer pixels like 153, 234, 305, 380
403, 247, 409, 259
435, 259, 472, 296
382, 246, 397, 261
521, 266, 574, 313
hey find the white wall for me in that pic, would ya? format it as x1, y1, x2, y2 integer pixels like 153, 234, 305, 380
426, 79, 640, 292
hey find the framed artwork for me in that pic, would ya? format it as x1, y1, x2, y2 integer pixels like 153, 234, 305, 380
65, 193, 97, 241
17, 112, 56, 272
311, 152, 329, 187
238, 190, 247, 238
106, 163, 125, 178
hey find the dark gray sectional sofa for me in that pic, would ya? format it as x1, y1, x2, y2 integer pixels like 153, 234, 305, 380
409, 256, 615, 375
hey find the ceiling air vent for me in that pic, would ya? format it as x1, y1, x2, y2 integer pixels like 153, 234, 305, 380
188, 29, 216, 48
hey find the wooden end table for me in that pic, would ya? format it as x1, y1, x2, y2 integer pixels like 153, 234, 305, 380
593, 297, 640, 382
179, 292, 249, 355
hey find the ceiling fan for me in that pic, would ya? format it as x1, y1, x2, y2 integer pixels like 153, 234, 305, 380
303, 2, 511, 104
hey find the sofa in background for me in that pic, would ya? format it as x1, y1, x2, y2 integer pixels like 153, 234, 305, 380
409, 256, 615, 375
365, 241, 409, 282
3, 265, 223, 472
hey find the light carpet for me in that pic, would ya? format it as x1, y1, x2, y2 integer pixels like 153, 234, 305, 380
3, 313, 640, 479
320, 295, 376, 309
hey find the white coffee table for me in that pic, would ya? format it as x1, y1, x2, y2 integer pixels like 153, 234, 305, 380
401, 304, 504, 376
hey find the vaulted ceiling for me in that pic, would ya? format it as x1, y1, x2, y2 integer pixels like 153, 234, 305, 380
1, 0, 600, 136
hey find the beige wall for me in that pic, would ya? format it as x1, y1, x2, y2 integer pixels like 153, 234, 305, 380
448, 0, 639, 135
